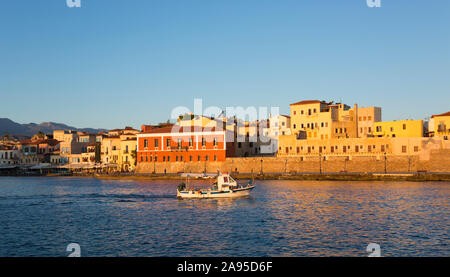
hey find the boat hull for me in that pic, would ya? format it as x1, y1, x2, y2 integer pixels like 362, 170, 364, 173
177, 186, 255, 199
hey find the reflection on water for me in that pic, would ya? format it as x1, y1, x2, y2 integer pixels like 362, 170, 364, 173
0, 177, 448, 257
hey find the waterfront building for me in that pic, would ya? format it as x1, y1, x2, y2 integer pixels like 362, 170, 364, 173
0, 145, 20, 165
289, 100, 358, 140
260, 114, 292, 155
429, 111, 450, 138
357, 107, 382, 137
373, 119, 424, 138
119, 135, 137, 171
53, 130, 97, 164
101, 135, 121, 165
234, 119, 272, 157
17, 138, 60, 165
136, 125, 236, 164
277, 135, 443, 158
81, 144, 96, 164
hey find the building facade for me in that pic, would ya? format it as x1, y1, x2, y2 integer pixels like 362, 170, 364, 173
373, 120, 424, 138
429, 111, 450, 138
137, 126, 235, 165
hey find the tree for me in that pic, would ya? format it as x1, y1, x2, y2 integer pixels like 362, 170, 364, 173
131, 150, 137, 166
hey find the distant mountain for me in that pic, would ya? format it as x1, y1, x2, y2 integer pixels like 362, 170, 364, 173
0, 118, 107, 137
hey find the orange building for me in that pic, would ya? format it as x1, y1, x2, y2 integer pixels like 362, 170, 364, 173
136, 126, 235, 164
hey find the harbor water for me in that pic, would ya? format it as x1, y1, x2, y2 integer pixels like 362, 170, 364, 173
0, 177, 448, 257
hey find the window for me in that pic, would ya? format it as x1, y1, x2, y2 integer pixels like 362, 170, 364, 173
166, 138, 170, 147
214, 155, 217, 161
293, 124, 296, 129
154, 156, 157, 162
403, 124, 406, 130
402, 146, 407, 153
205, 155, 209, 161
376, 126, 382, 132
381, 145, 385, 152
190, 155, 193, 161
189, 138, 193, 147
144, 139, 148, 148
414, 146, 419, 152
238, 142, 242, 148
213, 137, 217, 146
177, 138, 182, 148
180, 156, 183, 161
154, 139, 159, 147
176, 156, 178, 161
198, 155, 201, 161
201, 137, 206, 147
163, 156, 166, 162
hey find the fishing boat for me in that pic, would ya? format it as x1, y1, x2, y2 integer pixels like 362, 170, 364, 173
177, 172, 255, 199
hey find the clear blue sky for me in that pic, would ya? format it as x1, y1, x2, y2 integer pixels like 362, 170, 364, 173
1, 0, 449, 129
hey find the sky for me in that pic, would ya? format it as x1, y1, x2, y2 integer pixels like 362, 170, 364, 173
0, 0, 449, 130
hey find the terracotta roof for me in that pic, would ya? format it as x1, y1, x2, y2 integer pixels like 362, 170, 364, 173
140, 126, 225, 134
281, 114, 291, 118
290, 100, 327, 106
431, 111, 450, 118
20, 139, 59, 146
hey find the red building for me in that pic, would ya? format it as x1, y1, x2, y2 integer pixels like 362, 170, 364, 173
136, 126, 235, 163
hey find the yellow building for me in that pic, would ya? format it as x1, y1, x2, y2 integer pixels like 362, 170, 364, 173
278, 135, 429, 157
101, 136, 121, 165
430, 111, 450, 138
119, 135, 137, 172
373, 120, 423, 138
289, 100, 359, 140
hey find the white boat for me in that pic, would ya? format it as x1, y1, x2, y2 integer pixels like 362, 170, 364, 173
177, 173, 255, 199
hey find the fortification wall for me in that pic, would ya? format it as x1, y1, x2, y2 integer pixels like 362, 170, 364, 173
136, 149, 450, 174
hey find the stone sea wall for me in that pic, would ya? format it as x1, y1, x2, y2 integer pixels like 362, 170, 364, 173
136, 149, 450, 174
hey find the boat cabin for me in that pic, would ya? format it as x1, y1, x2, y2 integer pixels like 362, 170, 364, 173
217, 174, 237, 191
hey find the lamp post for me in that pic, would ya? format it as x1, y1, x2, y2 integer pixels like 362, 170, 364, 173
384, 152, 387, 174
260, 159, 263, 175
319, 153, 322, 174
153, 156, 156, 174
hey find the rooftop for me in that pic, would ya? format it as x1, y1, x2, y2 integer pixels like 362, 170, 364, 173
431, 111, 450, 118
140, 126, 225, 134
290, 100, 327, 106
